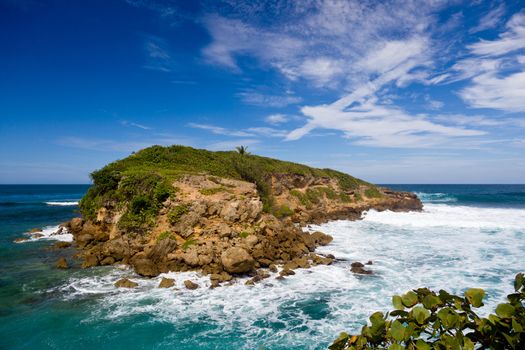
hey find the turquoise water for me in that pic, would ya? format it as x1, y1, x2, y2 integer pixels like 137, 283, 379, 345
1, 185, 524, 349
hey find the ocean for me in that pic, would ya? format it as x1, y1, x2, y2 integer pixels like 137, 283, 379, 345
0, 184, 524, 349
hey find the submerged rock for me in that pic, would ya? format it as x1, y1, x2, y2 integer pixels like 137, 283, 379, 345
13, 237, 28, 243
56, 257, 69, 269
54, 241, 72, 249
115, 278, 138, 288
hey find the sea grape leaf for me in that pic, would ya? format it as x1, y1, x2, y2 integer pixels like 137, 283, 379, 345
390, 320, 405, 342
412, 306, 430, 325
465, 288, 485, 307
392, 295, 404, 310
495, 303, 515, 318
401, 291, 418, 307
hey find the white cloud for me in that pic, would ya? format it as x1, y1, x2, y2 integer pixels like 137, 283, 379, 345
467, 12, 525, 56
143, 36, 172, 72
206, 139, 259, 151
265, 114, 288, 124
469, 3, 506, 34
460, 71, 525, 112
187, 123, 253, 137
236, 91, 302, 107
120, 120, 152, 130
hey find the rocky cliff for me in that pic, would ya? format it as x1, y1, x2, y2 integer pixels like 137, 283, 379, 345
66, 145, 421, 285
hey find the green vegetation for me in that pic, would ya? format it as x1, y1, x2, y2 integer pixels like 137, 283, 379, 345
79, 145, 374, 233
239, 231, 250, 238
364, 187, 382, 199
274, 205, 294, 218
199, 186, 226, 195
235, 145, 250, 155
181, 238, 197, 250
157, 231, 176, 241
168, 204, 190, 224
340, 192, 352, 203
291, 187, 341, 207
330, 273, 525, 350
354, 193, 363, 202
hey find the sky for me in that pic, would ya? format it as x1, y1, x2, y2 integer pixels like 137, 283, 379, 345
0, 0, 524, 184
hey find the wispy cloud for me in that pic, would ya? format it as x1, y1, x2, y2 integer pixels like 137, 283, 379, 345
56, 136, 189, 153
265, 113, 288, 125
143, 36, 172, 72
237, 91, 302, 107
188, 123, 253, 137
120, 120, 152, 130
469, 3, 506, 34
188, 122, 287, 138
206, 138, 259, 151
456, 13, 525, 112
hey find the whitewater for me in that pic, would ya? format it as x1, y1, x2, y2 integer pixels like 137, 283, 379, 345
49, 195, 525, 349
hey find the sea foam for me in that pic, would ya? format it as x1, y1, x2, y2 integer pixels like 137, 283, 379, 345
45, 201, 79, 206
51, 202, 525, 349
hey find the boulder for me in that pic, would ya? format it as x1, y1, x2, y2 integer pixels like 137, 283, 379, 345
115, 278, 138, 288
132, 258, 159, 277
56, 257, 69, 269
76, 233, 94, 248
158, 277, 175, 288
29, 227, 43, 233
100, 256, 115, 265
147, 238, 177, 263
184, 280, 199, 290
102, 238, 131, 261
221, 247, 255, 274
81, 255, 99, 268
68, 218, 83, 233
13, 237, 28, 243
350, 262, 372, 274
310, 231, 333, 246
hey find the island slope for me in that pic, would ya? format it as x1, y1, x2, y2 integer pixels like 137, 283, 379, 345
67, 145, 422, 282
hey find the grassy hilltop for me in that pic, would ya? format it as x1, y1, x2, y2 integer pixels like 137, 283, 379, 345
79, 145, 372, 233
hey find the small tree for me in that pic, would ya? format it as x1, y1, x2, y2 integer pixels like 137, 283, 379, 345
235, 145, 249, 155
330, 273, 525, 350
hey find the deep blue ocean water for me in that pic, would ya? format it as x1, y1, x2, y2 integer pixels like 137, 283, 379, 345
0, 184, 524, 349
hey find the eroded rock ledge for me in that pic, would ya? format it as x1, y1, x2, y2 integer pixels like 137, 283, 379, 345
66, 173, 421, 285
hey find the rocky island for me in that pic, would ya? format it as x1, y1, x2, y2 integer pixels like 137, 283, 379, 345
64, 145, 422, 286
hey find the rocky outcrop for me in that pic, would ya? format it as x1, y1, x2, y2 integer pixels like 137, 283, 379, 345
56, 257, 68, 269
67, 172, 421, 282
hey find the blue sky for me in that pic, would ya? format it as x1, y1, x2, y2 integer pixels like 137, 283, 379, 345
1, 0, 524, 184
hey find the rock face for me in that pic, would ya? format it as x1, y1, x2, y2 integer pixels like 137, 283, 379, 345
221, 247, 255, 274
350, 262, 372, 275
67, 166, 421, 280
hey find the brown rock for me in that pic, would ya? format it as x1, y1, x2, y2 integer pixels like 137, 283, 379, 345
184, 280, 199, 290
68, 217, 83, 233
81, 255, 99, 268
245, 279, 255, 286
269, 264, 278, 273
132, 258, 159, 277
279, 268, 295, 277
310, 231, 333, 246
54, 241, 72, 249
29, 227, 43, 233
221, 247, 255, 274
115, 278, 138, 288
100, 256, 115, 265
350, 262, 372, 274
76, 233, 94, 248
158, 277, 175, 288
56, 257, 69, 269
366, 260, 373, 265
147, 238, 178, 263
13, 237, 28, 243
102, 237, 131, 261
210, 280, 220, 289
